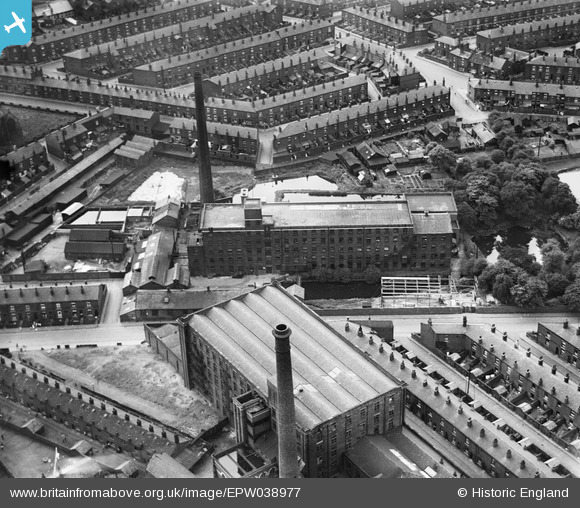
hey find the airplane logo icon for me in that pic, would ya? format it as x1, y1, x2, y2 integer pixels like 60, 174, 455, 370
5, 12, 26, 34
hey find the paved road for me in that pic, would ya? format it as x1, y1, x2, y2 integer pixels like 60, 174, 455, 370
400, 45, 489, 123
0, 323, 145, 351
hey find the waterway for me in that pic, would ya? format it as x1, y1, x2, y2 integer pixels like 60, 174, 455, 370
480, 228, 543, 264
558, 169, 580, 204
232, 176, 338, 203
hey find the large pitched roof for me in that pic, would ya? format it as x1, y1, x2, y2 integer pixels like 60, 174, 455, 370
188, 284, 402, 431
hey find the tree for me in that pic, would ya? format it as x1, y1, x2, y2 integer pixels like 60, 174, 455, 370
429, 145, 457, 173
490, 149, 505, 164
511, 278, 548, 307
312, 268, 332, 282
541, 177, 577, 217
544, 272, 570, 298
492, 273, 516, 303
499, 136, 515, 152
364, 265, 381, 285
472, 154, 494, 170
540, 239, 566, 274
457, 202, 478, 235
455, 158, 473, 178
461, 257, 488, 277
563, 280, 580, 311
335, 267, 352, 284
500, 180, 535, 221
499, 246, 540, 275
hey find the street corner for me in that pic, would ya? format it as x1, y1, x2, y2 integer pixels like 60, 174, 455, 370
0, 1, 31, 54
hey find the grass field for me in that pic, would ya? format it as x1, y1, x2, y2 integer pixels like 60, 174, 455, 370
23, 345, 219, 434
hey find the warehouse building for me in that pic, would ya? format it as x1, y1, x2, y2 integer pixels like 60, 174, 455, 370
178, 284, 405, 477
187, 192, 457, 277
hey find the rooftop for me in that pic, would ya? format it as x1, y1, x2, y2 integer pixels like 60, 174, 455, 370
63, 3, 271, 60
528, 55, 580, 68
205, 48, 330, 87
434, 0, 579, 24
120, 288, 252, 317
472, 78, 580, 98
277, 84, 449, 139
201, 201, 414, 230
429, 323, 580, 412
207, 74, 366, 113
188, 284, 402, 431
146, 453, 195, 478
411, 212, 453, 234
33, 0, 214, 46
345, 436, 424, 478
0, 284, 104, 305
539, 322, 580, 351
477, 13, 580, 40
0, 365, 177, 456
136, 20, 334, 73
343, 7, 424, 33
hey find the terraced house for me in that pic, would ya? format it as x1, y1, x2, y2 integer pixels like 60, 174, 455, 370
341, 7, 429, 47
432, 0, 580, 36
3, 0, 220, 63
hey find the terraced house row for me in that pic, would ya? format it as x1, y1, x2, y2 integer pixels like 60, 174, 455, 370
432, 0, 580, 36
524, 55, 580, 84
202, 48, 333, 98
475, 13, 580, 54
274, 85, 452, 154
204, 74, 368, 128
468, 78, 580, 114
62, 3, 283, 79
131, 19, 335, 88
341, 7, 429, 47
3, 0, 220, 63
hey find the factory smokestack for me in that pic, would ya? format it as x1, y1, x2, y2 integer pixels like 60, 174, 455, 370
193, 71, 214, 205
272, 323, 299, 478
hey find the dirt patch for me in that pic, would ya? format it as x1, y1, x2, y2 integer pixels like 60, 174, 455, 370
21, 345, 219, 435
94, 155, 254, 206
7, 106, 79, 145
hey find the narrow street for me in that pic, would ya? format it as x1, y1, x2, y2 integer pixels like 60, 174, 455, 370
400, 45, 489, 123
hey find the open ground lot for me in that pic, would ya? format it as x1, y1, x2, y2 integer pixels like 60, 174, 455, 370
94, 155, 254, 205
20, 344, 219, 435
7, 106, 79, 146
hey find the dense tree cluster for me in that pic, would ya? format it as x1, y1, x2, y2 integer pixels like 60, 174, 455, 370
447, 111, 580, 309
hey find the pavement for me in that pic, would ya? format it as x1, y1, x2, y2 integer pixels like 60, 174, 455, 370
100, 280, 124, 325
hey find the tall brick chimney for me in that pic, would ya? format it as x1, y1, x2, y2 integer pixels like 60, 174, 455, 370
193, 71, 214, 205
272, 323, 299, 478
